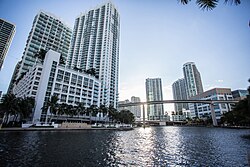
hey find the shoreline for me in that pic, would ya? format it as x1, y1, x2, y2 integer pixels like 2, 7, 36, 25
0, 127, 134, 131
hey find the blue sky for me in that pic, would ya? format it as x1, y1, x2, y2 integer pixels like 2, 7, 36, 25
0, 0, 249, 111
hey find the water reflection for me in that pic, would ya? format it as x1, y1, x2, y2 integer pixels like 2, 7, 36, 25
0, 127, 250, 166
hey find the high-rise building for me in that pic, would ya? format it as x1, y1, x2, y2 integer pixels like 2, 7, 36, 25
0, 18, 15, 70
183, 62, 203, 98
145, 78, 164, 120
9, 11, 72, 93
172, 78, 188, 113
66, 2, 120, 108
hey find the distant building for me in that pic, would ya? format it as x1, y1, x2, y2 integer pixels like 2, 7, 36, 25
232, 89, 248, 100
183, 62, 203, 99
13, 50, 101, 123
172, 114, 186, 122
189, 88, 234, 120
145, 78, 164, 120
131, 96, 141, 119
8, 11, 72, 93
67, 2, 120, 108
172, 78, 188, 113
0, 18, 15, 70
118, 99, 130, 111
118, 96, 141, 120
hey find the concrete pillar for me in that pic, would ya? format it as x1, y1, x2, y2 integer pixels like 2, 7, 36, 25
210, 103, 218, 126
142, 104, 145, 128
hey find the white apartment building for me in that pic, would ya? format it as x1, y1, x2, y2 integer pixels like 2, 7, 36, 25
189, 88, 233, 120
67, 2, 120, 108
9, 11, 72, 93
13, 50, 100, 123
183, 62, 203, 99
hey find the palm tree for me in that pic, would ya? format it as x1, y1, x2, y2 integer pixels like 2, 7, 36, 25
179, 0, 241, 10
59, 54, 65, 65
19, 97, 35, 123
86, 68, 96, 77
76, 102, 86, 119
99, 104, 108, 123
108, 105, 118, 124
0, 94, 19, 126
46, 95, 59, 123
34, 49, 47, 64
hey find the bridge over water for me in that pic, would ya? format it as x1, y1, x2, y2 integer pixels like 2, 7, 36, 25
118, 100, 239, 127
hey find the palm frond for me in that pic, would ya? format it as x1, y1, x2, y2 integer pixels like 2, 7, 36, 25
224, 0, 241, 5
179, 0, 191, 5
196, 0, 218, 10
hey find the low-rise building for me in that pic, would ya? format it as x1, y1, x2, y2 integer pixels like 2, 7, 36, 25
188, 88, 234, 120
13, 50, 101, 123
232, 89, 248, 100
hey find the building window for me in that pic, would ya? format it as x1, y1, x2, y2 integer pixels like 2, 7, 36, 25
62, 85, 68, 93
69, 87, 75, 94
61, 94, 67, 103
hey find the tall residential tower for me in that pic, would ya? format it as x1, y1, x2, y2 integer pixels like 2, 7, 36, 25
67, 2, 120, 107
172, 78, 188, 113
183, 62, 203, 98
145, 78, 164, 120
0, 18, 15, 70
9, 11, 72, 93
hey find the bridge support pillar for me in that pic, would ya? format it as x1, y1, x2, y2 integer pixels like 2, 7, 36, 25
210, 103, 218, 126
142, 104, 145, 128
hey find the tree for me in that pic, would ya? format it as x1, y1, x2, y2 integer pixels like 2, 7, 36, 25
0, 94, 35, 127
179, 0, 241, 10
34, 49, 47, 64
108, 105, 118, 123
76, 102, 86, 118
19, 97, 35, 122
85, 68, 96, 77
0, 94, 19, 125
46, 95, 59, 123
116, 110, 135, 124
222, 99, 250, 126
59, 54, 66, 65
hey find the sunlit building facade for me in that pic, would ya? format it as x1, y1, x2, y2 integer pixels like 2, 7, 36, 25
183, 62, 203, 98
189, 88, 233, 120
13, 50, 101, 123
67, 2, 120, 108
145, 78, 164, 120
0, 18, 15, 70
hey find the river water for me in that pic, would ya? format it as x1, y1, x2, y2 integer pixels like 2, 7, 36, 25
0, 126, 250, 166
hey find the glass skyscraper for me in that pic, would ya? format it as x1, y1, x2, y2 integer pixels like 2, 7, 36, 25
172, 78, 188, 113
67, 2, 120, 108
0, 18, 15, 70
145, 78, 164, 120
